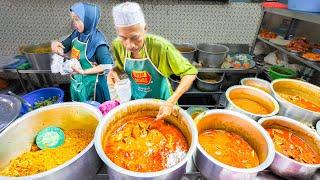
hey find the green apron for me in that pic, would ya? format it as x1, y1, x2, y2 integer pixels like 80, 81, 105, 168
124, 44, 172, 100
70, 38, 110, 102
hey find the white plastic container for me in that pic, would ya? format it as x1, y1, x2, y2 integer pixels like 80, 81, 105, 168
114, 78, 131, 103
107, 81, 118, 101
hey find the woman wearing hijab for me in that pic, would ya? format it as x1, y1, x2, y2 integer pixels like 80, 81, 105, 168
51, 2, 112, 103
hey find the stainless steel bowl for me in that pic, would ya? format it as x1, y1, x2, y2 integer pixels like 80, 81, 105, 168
94, 99, 198, 180
174, 43, 196, 63
194, 109, 275, 180
226, 85, 279, 120
271, 79, 320, 124
196, 72, 224, 92
259, 116, 320, 179
197, 43, 229, 68
0, 102, 103, 179
240, 77, 272, 94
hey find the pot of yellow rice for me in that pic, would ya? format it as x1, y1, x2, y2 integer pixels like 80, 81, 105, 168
0, 102, 102, 179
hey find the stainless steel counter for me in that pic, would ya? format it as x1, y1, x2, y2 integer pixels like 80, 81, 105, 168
96, 155, 320, 180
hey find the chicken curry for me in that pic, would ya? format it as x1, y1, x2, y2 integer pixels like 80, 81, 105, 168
266, 128, 320, 164
104, 116, 188, 172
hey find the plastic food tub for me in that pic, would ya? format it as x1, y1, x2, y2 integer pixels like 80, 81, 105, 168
20, 87, 64, 115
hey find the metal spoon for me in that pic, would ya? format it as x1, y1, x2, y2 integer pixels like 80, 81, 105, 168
8, 91, 33, 110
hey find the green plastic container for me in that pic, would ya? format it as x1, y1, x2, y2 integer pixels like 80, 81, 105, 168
268, 65, 297, 80
186, 106, 209, 120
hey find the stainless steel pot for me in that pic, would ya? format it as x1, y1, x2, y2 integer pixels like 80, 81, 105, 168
25, 53, 53, 70
0, 102, 103, 179
22, 42, 53, 70
169, 75, 180, 90
271, 79, 320, 124
259, 116, 320, 179
226, 85, 279, 120
194, 109, 275, 180
196, 72, 224, 92
94, 99, 198, 180
174, 43, 196, 63
240, 77, 272, 94
197, 43, 229, 68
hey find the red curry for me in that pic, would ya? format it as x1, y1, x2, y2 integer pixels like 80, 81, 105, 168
199, 130, 259, 168
104, 116, 188, 172
266, 128, 320, 164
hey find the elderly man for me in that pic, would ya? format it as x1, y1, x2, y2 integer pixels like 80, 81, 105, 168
108, 2, 197, 120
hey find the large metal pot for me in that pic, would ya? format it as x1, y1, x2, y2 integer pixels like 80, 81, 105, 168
174, 43, 196, 63
240, 77, 272, 94
0, 102, 102, 179
226, 85, 279, 120
94, 99, 198, 180
196, 72, 224, 92
197, 43, 229, 68
25, 53, 53, 70
194, 109, 275, 180
271, 79, 320, 124
259, 116, 320, 179
22, 43, 53, 70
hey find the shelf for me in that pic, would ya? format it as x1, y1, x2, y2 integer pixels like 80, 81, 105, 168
197, 67, 261, 74
184, 85, 224, 95
265, 8, 320, 25
17, 69, 52, 74
179, 104, 220, 109
0, 69, 18, 73
0, 69, 52, 74
257, 37, 320, 72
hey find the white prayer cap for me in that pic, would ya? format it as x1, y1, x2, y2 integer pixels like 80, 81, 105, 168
112, 2, 145, 27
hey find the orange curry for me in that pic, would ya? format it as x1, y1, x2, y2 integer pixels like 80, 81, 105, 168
104, 116, 188, 172
244, 81, 271, 94
232, 98, 270, 114
199, 130, 259, 168
278, 92, 320, 112
266, 128, 320, 164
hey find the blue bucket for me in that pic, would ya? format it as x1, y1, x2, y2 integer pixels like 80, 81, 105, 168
20, 87, 64, 115
288, 0, 320, 12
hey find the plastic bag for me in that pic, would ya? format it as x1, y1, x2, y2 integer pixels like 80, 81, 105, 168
99, 100, 120, 116
60, 59, 81, 75
114, 78, 131, 103
51, 54, 64, 73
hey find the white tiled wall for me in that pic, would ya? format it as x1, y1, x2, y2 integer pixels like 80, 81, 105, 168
0, 0, 262, 56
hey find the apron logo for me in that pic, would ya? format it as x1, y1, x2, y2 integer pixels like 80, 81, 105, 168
70, 47, 80, 60
131, 70, 152, 85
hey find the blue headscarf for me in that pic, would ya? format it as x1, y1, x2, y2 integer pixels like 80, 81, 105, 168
69, 2, 107, 60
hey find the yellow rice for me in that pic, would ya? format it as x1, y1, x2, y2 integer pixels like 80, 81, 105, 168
0, 129, 93, 177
